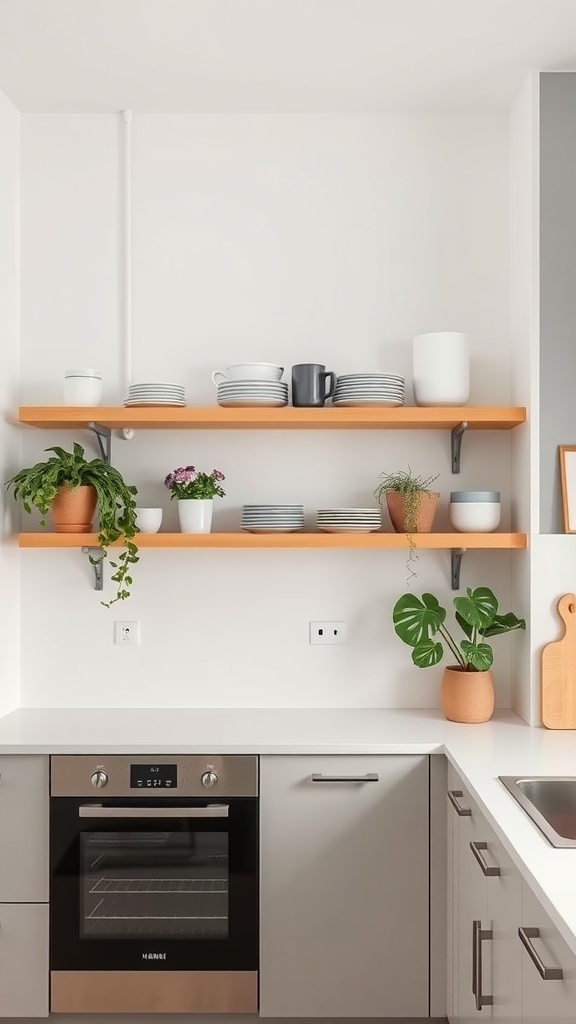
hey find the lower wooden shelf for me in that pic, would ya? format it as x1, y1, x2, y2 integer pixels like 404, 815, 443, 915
18, 532, 527, 549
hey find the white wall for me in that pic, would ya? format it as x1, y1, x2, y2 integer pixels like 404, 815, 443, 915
0, 89, 20, 715
19, 112, 515, 709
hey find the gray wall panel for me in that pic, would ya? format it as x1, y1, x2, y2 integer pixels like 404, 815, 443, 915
540, 72, 576, 533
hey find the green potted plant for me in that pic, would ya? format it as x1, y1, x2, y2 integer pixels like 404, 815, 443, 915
375, 468, 440, 580
392, 586, 526, 722
6, 443, 139, 607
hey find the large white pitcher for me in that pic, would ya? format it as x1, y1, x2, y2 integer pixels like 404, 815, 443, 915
412, 332, 470, 406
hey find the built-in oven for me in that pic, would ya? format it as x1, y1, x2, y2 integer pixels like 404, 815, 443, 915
50, 754, 258, 1014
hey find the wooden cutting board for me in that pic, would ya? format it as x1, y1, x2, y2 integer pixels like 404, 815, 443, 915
541, 593, 576, 728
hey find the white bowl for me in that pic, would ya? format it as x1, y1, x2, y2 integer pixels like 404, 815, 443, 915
449, 502, 501, 533
212, 363, 284, 384
135, 507, 163, 534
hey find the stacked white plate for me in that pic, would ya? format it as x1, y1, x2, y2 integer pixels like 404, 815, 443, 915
124, 382, 187, 407
241, 504, 304, 533
217, 380, 289, 408
333, 374, 405, 407
316, 508, 382, 533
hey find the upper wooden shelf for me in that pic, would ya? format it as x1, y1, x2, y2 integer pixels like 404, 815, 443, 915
18, 405, 527, 431
18, 532, 527, 550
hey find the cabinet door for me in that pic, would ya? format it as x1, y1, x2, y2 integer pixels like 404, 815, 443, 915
0, 904, 49, 1017
520, 881, 576, 1023
0, 756, 49, 902
485, 828, 522, 1024
260, 755, 429, 1017
455, 798, 492, 1023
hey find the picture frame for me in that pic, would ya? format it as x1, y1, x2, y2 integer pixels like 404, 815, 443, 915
558, 445, 576, 532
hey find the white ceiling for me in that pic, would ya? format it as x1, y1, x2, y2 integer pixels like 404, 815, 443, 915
1, 0, 576, 113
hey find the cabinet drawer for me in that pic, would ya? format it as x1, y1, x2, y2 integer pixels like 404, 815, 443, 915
0, 756, 49, 902
0, 903, 49, 1017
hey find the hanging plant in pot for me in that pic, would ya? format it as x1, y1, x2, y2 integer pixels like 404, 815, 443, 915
6, 443, 139, 607
392, 587, 526, 723
164, 465, 226, 533
375, 468, 440, 582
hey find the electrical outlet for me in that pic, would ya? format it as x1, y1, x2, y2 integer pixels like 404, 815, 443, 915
309, 621, 347, 645
114, 621, 141, 646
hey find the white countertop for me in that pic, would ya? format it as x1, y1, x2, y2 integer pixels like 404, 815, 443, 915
2, 706, 576, 957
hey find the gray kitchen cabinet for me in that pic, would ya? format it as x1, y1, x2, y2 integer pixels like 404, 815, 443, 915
486, 827, 522, 1024
447, 764, 523, 1023
520, 881, 576, 1023
0, 903, 49, 1016
259, 754, 429, 1017
0, 755, 49, 902
452, 781, 493, 1023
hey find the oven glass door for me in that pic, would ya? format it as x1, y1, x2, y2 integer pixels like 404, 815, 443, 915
51, 798, 258, 971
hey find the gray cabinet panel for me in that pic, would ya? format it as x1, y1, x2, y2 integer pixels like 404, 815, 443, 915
260, 754, 429, 1017
0, 755, 49, 902
0, 903, 49, 1017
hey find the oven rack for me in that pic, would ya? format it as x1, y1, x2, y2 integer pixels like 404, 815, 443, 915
90, 876, 228, 894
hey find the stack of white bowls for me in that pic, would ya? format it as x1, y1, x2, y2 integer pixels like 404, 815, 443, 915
333, 374, 405, 407
316, 508, 382, 533
241, 504, 304, 533
124, 382, 186, 407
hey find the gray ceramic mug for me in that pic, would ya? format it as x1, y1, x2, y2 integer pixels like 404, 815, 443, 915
291, 364, 337, 407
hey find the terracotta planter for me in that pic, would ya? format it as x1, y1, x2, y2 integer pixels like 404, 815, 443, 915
385, 491, 439, 533
440, 666, 495, 723
51, 484, 97, 533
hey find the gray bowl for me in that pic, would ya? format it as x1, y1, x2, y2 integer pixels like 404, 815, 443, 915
450, 490, 500, 503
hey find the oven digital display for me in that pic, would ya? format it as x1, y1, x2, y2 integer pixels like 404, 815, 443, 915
130, 764, 178, 789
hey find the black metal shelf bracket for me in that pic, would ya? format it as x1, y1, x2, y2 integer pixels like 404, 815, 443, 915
81, 546, 104, 591
451, 421, 468, 474
88, 422, 112, 464
451, 548, 465, 590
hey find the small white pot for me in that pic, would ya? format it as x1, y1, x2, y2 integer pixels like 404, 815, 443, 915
178, 498, 213, 534
134, 507, 163, 534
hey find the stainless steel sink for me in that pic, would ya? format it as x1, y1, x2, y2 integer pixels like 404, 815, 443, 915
499, 777, 576, 848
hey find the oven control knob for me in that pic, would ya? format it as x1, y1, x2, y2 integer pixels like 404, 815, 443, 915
201, 770, 218, 789
91, 770, 108, 789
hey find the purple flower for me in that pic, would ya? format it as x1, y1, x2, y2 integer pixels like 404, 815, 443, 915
213, 469, 225, 481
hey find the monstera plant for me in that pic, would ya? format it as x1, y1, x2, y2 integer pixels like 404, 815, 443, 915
392, 587, 526, 723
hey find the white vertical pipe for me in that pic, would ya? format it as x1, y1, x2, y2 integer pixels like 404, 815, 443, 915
122, 109, 133, 395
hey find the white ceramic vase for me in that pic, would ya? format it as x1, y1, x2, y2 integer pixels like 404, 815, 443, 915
412, 332, 470, 406
178, 498, 213, 534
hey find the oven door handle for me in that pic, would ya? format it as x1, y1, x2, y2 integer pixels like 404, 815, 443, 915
78, 805, 229, 818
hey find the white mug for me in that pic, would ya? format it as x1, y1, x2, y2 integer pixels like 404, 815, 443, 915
134, 508, 163, 534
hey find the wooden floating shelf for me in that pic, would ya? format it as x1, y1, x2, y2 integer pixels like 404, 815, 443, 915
19, 532, 528, 550
18, 405, 527, 431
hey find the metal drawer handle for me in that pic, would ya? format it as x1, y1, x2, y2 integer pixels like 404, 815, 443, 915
470, 841, 500, 877
311, 773, 379, 783
79, 805, 229, 818
472, 920, 493, 1010
518, 927, 563, 980
448, 789, 472, 816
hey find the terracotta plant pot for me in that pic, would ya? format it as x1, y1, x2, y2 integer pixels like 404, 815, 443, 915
440, 666, 495, 723
51, 484, 97, 533
385, 491, 440, 533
